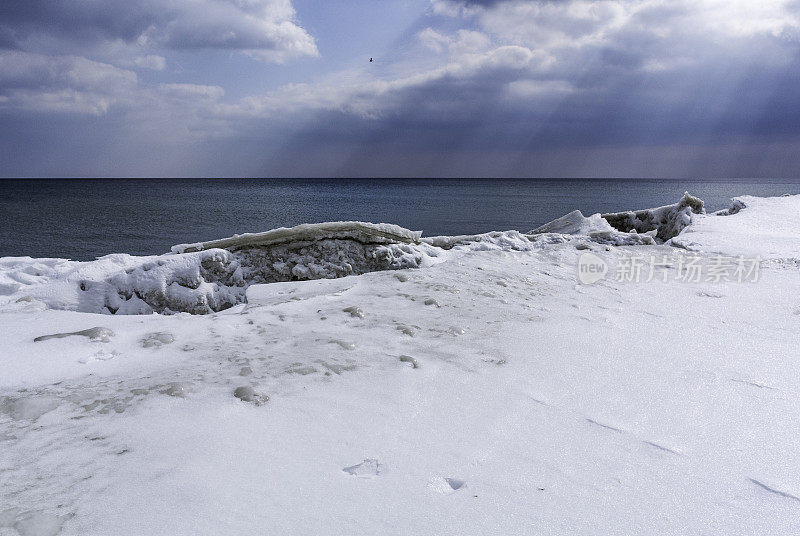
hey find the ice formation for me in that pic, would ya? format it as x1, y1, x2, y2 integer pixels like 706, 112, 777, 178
600, 191, 704, 241
172, 221, 422, 253
527, 209, 657, 246
0, 223, 434, 315
0, 194, 708, 316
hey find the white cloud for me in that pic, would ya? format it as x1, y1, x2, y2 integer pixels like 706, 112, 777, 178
159, 83, 226, 100
0, 51, 137, 114
133, 55, 167, 71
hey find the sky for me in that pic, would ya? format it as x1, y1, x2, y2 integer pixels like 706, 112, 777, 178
1, 0, 800, 178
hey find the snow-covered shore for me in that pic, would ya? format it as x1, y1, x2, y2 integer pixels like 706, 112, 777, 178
1, 194, 799, 535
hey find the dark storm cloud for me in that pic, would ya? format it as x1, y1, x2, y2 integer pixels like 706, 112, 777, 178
0, 1, 159, 43
3, 0, 800, 177
0, 0, 316, 55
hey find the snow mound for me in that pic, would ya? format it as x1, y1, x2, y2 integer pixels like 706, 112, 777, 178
601, 192, 704, 241
529, 210, 615, 235
422, 230, 534, 251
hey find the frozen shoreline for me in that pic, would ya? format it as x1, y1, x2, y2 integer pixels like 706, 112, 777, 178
0, 192, 704, 316
2, 193, 800, 535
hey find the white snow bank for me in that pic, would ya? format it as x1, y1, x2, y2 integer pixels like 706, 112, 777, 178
670, 194, 800, 260
601, 191, 704, 241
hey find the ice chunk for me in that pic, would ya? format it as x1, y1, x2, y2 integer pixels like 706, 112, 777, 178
233, 386, 255, 402
601, 192, 705, 241
343, 306, 365, 318
233, 386, 269, 404
1, 396, 60, 421
34, 327, 114, 343
399, 355, 420, 368
140, 332, 175, 348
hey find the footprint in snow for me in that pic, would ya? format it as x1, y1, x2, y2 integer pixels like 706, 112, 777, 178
428, 477, 466, 494
343, 459, 382, 478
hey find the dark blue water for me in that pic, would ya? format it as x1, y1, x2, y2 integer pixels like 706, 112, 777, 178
1, 178, 798, 260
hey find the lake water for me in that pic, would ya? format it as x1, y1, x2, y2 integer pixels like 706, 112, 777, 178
1, 178, 798, 260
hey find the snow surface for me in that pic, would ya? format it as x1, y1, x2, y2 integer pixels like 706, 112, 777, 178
2, 194, 800, 535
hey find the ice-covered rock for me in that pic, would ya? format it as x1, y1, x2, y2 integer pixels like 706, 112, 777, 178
601, 191, 704, 241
